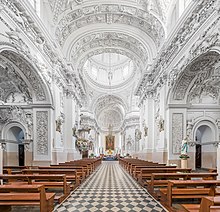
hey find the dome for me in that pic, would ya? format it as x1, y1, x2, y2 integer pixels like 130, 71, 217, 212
83, 53, 135, 88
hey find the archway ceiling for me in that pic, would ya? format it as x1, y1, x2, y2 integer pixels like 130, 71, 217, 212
0, 57, 32, 104
172, 52, 220, 102
50, 0, 167, 130
49, 0, 169, 24
93, 94, 126, 131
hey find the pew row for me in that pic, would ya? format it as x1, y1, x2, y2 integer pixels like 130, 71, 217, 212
0, 174, 71, 203
0, 184, 55, 212
160, 180, 220, 208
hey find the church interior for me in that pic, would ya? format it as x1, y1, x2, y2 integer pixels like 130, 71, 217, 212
0, 0, 220, 211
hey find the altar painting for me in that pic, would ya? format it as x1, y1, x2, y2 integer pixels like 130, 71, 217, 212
105, 135, 115, 150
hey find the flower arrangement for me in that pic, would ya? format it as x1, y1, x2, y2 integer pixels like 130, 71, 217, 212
179, 154, 190, 159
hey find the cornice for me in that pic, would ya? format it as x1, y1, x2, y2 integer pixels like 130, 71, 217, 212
136, 0, 219, 102
0, 0, 86, 99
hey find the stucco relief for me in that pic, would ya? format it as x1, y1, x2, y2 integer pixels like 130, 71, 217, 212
122, 117, 140, 130
36, 111, 48, 155
55, 4, 165, 47
70, 32, 148, 66
77, 48, 142, 73
0, 59, 32, 103
1, 0, 84, 97
173, 53, 220, 101
94, 95, 126, 115
1, 52, 46, 101
0, 106, 33, 138
137, 0, 218, 99
172, 113, 183, 154
53, 0, 166, 23
0, 108, 11, 123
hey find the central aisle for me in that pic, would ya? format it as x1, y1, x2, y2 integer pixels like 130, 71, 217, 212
55, 161, 167, 212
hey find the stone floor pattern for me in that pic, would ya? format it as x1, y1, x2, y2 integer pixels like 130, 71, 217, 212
54, 161, 167, 212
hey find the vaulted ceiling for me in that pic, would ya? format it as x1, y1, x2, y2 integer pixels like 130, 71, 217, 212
44, 0, 169, 131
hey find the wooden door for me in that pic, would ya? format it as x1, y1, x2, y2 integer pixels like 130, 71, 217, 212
195, 144, 201, 168
18, 144, 25, 166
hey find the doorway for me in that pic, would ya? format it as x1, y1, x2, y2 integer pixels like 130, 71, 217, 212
18, 144, 25, 166
195, 144, 201, 168
195, 124, 214, 169
6, 126, 25, 166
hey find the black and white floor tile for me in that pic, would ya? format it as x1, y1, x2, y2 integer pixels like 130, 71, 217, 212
54, 161, 167, 212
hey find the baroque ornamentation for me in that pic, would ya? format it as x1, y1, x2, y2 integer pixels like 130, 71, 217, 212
0, 108, 11, 123
36, 111, 48, 155
0, 59, 32, 103
173, 53, 220, 101
1, 52, 46, 101
0, 0, 84, 97
70, 32, 148, 67
137, 0, 218, 100
78, 48, 142, 72
172, 113, 183, 154
55, 4, 165, 47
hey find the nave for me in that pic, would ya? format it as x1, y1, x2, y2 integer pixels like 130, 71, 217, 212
55, 161, 166, 212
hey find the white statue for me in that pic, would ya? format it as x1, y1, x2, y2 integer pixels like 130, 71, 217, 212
181, 137, 188, 155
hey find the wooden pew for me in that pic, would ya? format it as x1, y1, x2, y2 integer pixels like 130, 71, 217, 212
3, 166, 31, 174
182, 196, 220, 212
60, 161, 93, 174
133, 165, 181, 181
0, 184, 55, 212
138, 167, 192, 185
148, 172, 218, 198
22, 169, 80, 189
160, 180, 220, 208
40, 165, 86, 182
0, 174, 70, 203
51, 164, 89, 177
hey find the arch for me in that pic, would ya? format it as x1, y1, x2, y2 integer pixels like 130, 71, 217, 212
92, 94, 127, 131
192, 119, 218, 142
193, 121, 217, 169
55, 3, 165, 49
64, 28, 154, 64
168, 51, 220, 104
0, 45, 53, 105
2, 121, 27, 140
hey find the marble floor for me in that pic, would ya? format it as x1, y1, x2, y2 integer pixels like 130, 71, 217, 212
54, 161, 167, 212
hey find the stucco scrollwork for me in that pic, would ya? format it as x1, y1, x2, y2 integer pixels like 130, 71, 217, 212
172, 113, 183, 154
0, 59, 32, 103
173, 53, 220, 101
55, 112, 65, 133
56, 4, 165, 47
36, 111, 48, 155
135, 128, 142, 141
1, 52, 46, 101
70, 32, 148, 67
0, 108, 11, 123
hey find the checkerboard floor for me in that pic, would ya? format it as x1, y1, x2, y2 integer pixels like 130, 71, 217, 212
54, 161, 167, 212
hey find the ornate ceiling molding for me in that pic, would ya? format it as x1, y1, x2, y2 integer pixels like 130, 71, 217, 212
69, 31, 148, 68
136, 0, 218, 98
0, 0, 85, 100
53, 0, 166, 23
55, 3, 165, 48
172, 52, 220, 101
1, 51, 47, 102
77, 47, 143, 71
83, 64, 137, 90
0, 59, 32, 103
93, 94, 127, 116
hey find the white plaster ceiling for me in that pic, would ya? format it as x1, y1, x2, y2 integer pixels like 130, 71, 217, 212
48, 0, 168, 131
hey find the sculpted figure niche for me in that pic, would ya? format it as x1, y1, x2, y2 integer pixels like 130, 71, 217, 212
135, 129, 142, 142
